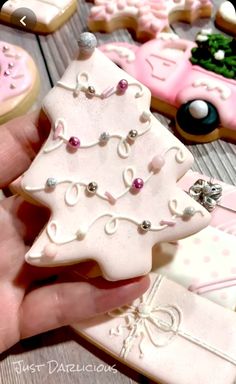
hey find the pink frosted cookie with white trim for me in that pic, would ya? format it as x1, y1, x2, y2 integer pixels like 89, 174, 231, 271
215, 1, 236, 36
100, 31, 236, 143
88, 0, 212, 41
0, 41, 39, 124
0, 0, 77, 34
20, 33, 210, 281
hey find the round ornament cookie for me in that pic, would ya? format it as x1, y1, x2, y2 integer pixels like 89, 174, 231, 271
0, 0, 77, 34
215, 1, 236, 36
0, 41, 39, 125
100, 31, 236, 143
88, 0, 212, 41
20, 33, 210, 281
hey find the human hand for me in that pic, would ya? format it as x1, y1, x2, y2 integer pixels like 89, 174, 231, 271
0, 112, 150, 353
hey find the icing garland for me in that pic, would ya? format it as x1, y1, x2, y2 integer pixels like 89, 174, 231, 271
191, 30, 236, 80
57, 72, 144, 99
107, 275, 236, 363
44, 198, 203, 245
43, 112, 152, 159
25, 146, 187, 205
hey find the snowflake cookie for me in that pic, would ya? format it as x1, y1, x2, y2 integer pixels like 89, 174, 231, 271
88, 0, 212, 41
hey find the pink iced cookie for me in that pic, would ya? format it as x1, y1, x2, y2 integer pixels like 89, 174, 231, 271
20, 33, 210, 281
153, 226, 236, 310
0, 41, 39, 124
88, 0, 212, 41
215, 1, 236, 36
100, 31, 236, 143
73, 272, 236, 383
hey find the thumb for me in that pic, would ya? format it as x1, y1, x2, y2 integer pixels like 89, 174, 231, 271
19, 275, 150, 340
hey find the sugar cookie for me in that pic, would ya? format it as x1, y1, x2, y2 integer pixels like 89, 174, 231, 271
0, 41, 39, 125
20, 33, 210, 281
88, 0, 212, 41
0, 0, 77, 34
215, 1, 236, 36
73, 272, 236, 384
100, 31, 236, 143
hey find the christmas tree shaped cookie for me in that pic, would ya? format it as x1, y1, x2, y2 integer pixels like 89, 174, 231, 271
88, 0, 212, 41
0, 41, 39, 124
21, 33, 210, 281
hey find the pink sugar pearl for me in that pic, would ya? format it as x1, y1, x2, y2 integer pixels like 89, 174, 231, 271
117, 79, 128, 93
151, 155, 165, 172
68, 136, 81, 149
132, 178, 144, 190
44, 244, 57, 259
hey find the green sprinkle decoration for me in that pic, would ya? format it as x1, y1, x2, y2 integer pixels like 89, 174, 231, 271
190, 32, 236, 80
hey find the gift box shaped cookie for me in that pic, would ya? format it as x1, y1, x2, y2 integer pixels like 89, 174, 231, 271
73, 273, 236, 384
152, 226, 236, 310
20, 33, 210, 281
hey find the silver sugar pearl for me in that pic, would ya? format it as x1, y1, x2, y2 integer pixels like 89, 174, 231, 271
202, 184, 212, 195
87, 85, 95, 95
128, 130, 138, 140
2, 45, 9, 52
46, 177, 57, 188
87, 181, 98, 194
140, 220, 152, 231
4, 70, 10, 76
8, 62, 14, 68
78, 33, 97, 53
183, 206, 196, 218
99, 132, 110, 144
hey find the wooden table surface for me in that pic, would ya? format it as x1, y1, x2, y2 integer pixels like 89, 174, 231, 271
0, 1, 235, 383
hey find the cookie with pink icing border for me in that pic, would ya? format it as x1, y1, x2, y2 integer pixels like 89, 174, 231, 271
19, 33, 210, 281
88, 0, 212, 41
0, 0, 77, 34
100, 31, 236, 143
0, 41, 39, 124
215, 1, 236, 36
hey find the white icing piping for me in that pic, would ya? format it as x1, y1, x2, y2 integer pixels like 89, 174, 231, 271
43, 114, 152, 158
107, 275, 236, 364
57, 71, 144, 99
103, 45, 136, 62
44, 197, 203, 245
25, 146, 187, 205
193, 79, 231, 100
